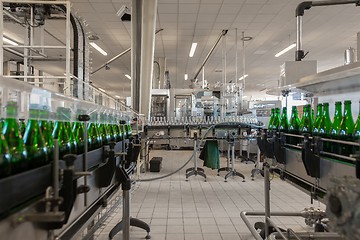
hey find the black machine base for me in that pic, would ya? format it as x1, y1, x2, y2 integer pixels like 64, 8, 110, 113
108, 218, 151, 240
223, 169, 245, 182
185, 167, 207, 181
218, 167, 245, 182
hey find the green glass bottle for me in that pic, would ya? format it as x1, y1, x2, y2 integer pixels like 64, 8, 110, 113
352, 102, 360, 155
117, 121, 124, 141
109, 115, 119, 142
338, 100, 354, 156
23, 108, 48, 168
279, 107, 289, 131
52, 107, 72, 159
98, 113, 110, 145
268, 108, 275, 130
88, 113, 102, 150
106, 114, 116, 143
289, 106, 301, 146
313, 103, 323, 134
73, 120, 85, 154
19, 118, 26, 137
63, 108, 77, 154
2, 101, 28, 174
121, 124, 128, 139
299, 104, 313, 134
126, 123, 133, 138
318, 103, 332, 152
0, 133, 11, 178
330, 101, 343, 154
271, 108, 281, 130
49, 119, 55, 132
39, 109, 54, 162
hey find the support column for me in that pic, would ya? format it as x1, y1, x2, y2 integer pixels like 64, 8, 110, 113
139, 0, 157, 119
357, 32, 360, 62
131, 0, 142, 112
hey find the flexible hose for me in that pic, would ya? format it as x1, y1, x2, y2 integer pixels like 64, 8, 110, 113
136, 121, 263, 182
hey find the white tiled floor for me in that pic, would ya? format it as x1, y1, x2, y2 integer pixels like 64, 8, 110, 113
93, 150, 325, 240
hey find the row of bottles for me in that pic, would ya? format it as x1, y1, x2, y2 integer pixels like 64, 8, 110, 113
148, 115, 259, 126
0, 102, 133, 179
268, 100, 360, 158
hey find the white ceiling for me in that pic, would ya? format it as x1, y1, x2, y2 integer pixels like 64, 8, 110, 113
4, 0, 360, 99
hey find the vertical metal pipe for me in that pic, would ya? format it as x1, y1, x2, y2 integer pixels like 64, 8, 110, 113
123, 190, 130, 240
227, 141, 230, 168
264, 161, 271, 237
242, 31, 246, 90
139, 0, 158, 119
65, 2, 71, 95
231, 142, 235, 171
235, 28, 238, 86
0, 1, 4, 76
296, 16, 302, 61
194, 133, 197, 171
131, 0, 142, 112
83, 120, 88, 206
202, 66, 205, 89
53, 139, 59, 212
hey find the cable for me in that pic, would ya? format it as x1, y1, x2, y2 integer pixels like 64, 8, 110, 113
136, 124, 215, 182
136, 121, 261, 182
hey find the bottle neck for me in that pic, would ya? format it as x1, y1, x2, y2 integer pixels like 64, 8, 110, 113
334, 104, 342, 117
344, 103, 352, 117
316, 105, 322, 117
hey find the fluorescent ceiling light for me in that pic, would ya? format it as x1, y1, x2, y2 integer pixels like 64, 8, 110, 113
98, 87, 106, 92
189, 43, 197, 57
115, 95, 120, 98
125, 74, 131, 80
242, 96, 248, 98
184, 74, 188, 80
275, 43, 296, 57
3, 36, 18, 46
239, 74, 248, 81
89, 42, 108, 56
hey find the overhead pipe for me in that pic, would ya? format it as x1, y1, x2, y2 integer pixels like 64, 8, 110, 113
193, 29, 228, 80
295, 0, 360, 61
91, 28, 163, 75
